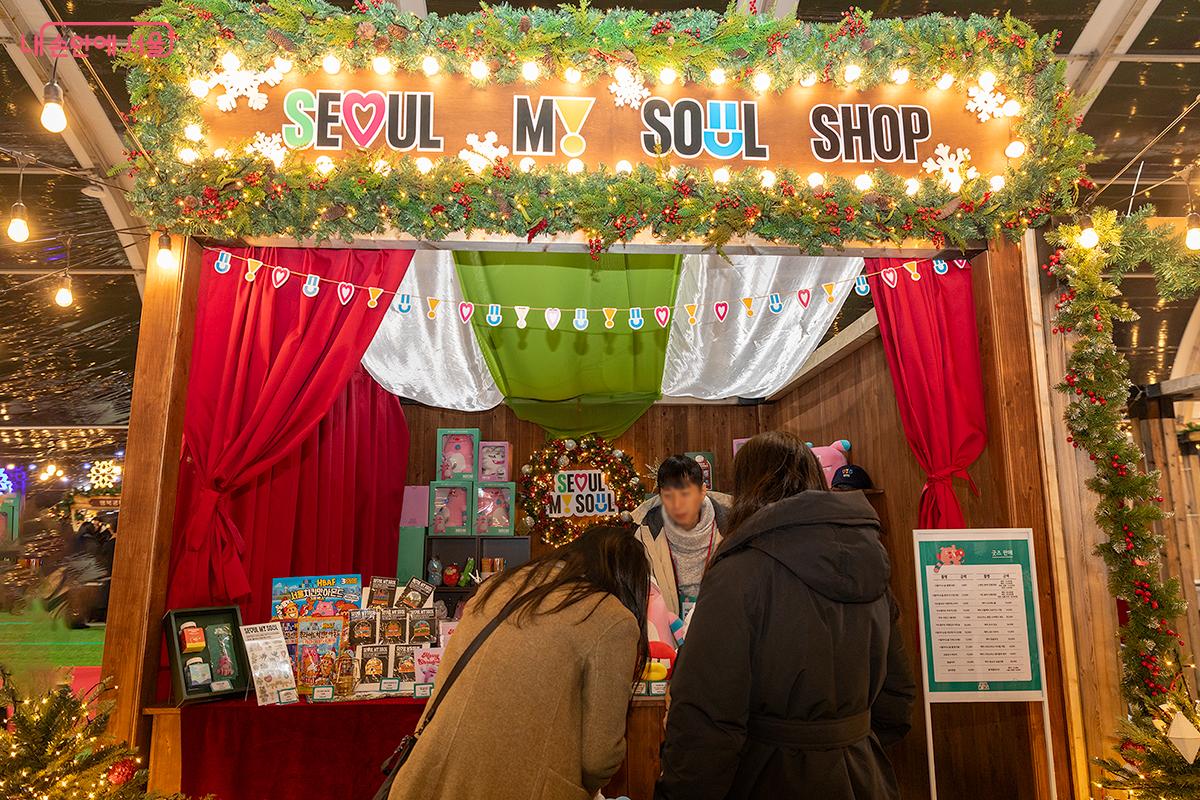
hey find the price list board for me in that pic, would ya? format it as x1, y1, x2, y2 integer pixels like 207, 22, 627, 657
913, 529, 1045, 702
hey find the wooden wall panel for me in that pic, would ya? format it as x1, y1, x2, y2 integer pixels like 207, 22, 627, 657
402, 401, 765, 560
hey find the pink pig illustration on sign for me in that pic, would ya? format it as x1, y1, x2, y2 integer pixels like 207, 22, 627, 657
933, 545, 965, 572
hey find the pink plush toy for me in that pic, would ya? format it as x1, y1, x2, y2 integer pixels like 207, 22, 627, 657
646, 581, 684, 649
808, 440, 851, 484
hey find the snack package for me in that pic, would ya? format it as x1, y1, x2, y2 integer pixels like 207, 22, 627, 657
184, 657, 212, 691
179, 621, 206, 653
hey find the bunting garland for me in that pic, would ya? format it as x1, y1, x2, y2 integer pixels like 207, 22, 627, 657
205, 246, 969, 329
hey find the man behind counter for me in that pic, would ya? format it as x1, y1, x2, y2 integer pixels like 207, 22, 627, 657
632, 455, 731, 620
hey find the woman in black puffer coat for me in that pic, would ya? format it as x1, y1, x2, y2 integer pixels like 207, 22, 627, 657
657, 430, 915, 800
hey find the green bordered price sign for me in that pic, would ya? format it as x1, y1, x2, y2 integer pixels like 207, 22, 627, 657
913, 528, 1046, 703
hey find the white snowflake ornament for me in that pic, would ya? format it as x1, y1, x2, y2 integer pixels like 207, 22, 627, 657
966, 83, 1007, 122
458, 131, 509, 174
609, 69, 650, 110
245, 131, 287, 167
206, 63, 284, 112
922, 143, 979, 193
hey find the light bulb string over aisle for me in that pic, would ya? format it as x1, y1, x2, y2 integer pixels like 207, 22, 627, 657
202, 244, 969, 326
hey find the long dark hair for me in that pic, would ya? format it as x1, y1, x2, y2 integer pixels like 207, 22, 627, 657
727, 431, 829, 535
473, 525, 650, 680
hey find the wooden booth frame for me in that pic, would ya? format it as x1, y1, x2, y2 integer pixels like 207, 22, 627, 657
103, 231, 1091, 800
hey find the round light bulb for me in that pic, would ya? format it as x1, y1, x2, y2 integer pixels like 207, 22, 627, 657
470, 60, 490, 80
854, 173, 873, 191
7, 203, 29, 243
189, 78, 210, 98
564, 67, 582, 84
220, 51, 241, 72
891, 68, 910, 84
615, 160, 633, 174
214, 148, 229, 159
712, 167, 731, 183
843, 63, 862, 82
752, 72, 771, 92
904, 177, 920, 196
989, 175, 1006, 191
613, 65, 632, 83
1002, 99, 1021, 117
54, 281, 72, 308
322, 54, 341, 74
978, 71, 996, 91
184, 123, 203, 142
800, 73, 818, 87
659, 67, 678, 85
155, 232, 177, 270
415, 157, 434, 174
421, 55, 440, 76
1005, 140, 1026, 159
314, 155, 335, 175
1187, 213, 1200, 251
760, 169, 776, 189
567, 158, 585, 175
806, 172, 824, 189
274, 57, 292, 74
710, 68, 726, 85
1077, 214, 1099, 249
372, 56, 392, 75
521, 61, 540, 81
177, 147, 198, 164
936, 73, 954, 90
519, 157, 536, 172
40, 101, 66, 134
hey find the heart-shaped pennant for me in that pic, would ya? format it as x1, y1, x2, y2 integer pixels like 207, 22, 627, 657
336, 281, 355, 306
340, 90, 387, 148
714, 302, 729, 322
544, 307, 562, 330
458, 302, 475, 324
654, 306, 670, 328
881, 268, 898, 288
953, 258, 969, 269
271, 265, 289, 289
797, 289, 811, 309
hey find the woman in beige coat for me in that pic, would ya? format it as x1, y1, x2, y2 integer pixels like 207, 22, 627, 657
388, 526, 649, 800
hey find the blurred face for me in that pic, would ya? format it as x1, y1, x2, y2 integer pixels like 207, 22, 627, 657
660, 482, 708, 528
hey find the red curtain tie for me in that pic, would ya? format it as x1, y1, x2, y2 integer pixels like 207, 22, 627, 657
923, 468, 980, 496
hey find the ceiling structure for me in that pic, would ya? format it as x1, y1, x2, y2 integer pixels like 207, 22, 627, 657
0, 0, 1196, 461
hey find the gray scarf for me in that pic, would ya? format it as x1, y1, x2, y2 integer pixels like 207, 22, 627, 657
662, 497, 716, 603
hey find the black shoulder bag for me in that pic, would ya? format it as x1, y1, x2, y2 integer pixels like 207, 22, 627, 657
370, 598, 518, 800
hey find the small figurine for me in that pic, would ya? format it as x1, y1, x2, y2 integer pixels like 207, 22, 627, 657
442, 562, 461, 587
427, 555, 443, 586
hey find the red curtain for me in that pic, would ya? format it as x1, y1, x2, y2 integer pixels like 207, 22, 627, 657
867, 258, 987, 528
167, 247, 413, 614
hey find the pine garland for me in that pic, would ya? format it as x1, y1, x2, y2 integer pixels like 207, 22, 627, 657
1046, 207, 1200, 795
118, 2, 1092, 251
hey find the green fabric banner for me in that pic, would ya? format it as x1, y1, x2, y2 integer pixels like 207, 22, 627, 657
454, 252, 681, 439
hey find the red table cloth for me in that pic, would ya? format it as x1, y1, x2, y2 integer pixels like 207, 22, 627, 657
180, 697, 424, 800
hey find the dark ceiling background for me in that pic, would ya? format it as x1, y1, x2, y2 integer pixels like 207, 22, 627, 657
0, 0, 1196, 460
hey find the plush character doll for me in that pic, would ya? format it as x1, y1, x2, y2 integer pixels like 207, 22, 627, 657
643, 640, 678, 681
646, 580, 685, 649
808, 440, 851, 484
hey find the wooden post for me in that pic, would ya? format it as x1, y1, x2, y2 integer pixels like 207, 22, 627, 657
101, 235, 199, 748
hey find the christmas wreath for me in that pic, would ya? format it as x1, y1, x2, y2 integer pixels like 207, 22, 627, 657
519, 435, 646, 547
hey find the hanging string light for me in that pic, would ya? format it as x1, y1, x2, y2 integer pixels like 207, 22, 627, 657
155, 231, 178, 270
53, 236, 73, 308
7, 157, 29, 243
40, 59, 66, 133
1076, 213, 1100, 249
1184, 173, 1200, 251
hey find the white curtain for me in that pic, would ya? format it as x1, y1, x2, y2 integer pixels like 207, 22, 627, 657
660, 254, 864, 400
361, 250, 503, 411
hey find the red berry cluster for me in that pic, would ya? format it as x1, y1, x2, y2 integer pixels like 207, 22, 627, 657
824, 9, 868, 48
1132, 580, 1159, 610
430, 203, 446, 214
492, 157, 512, 180
610, 213, 640, 235
714, 196, 742, 211
650, 19, 672, 35
588, 237, 603, 260
1041, 247, 1066, 278
672, 179, 695, 197
525, 218, 548, 242
766, 31, 788, 56
1158, 618, 1184, 646
743, 204, 760, 224
776, 179, 796, 197
1138, 650, 1167, 695
1110, 454, 1130, 478
661, 202, 681, 223
1122, 524, 1136, 551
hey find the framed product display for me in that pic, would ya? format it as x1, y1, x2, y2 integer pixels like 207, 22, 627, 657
429, 480, 474, 535
163, 606, 251, 705
479, 441, 512, 482
475, 482, 516, 535
685, 452, 716, 490
437, 428, 480, 481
